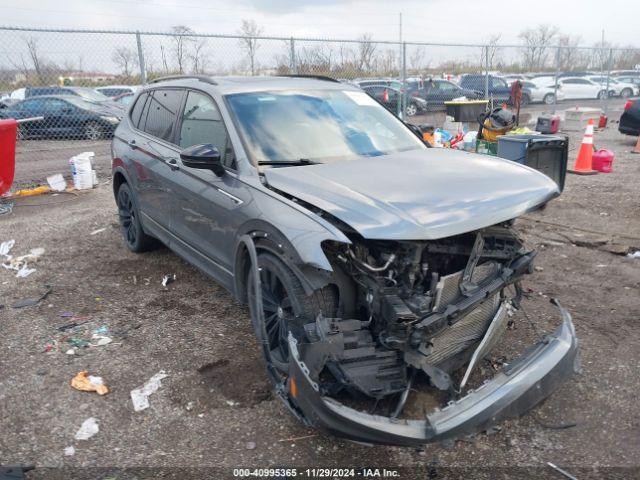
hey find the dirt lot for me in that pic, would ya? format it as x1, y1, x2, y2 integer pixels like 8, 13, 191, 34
1, 103, 639, 479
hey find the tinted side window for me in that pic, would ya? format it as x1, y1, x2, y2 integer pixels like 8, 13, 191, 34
178, 91, 235, 168
130, 92, 149, 128
20, 99, 45, 112
143, 89, 183, 143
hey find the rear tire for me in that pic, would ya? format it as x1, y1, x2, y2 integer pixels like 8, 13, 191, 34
543, 93, 555, 105
620, 88, 633, 98
116, 182, 158, 253
84, 121, 103, 140
520, 94, 530, 106
247, 252, 337, 375
597, 90, 607, 100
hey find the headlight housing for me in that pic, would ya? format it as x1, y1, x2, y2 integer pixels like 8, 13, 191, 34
100, 116, 120, 125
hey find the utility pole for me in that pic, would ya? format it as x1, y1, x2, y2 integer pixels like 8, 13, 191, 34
397, 12, 403, 119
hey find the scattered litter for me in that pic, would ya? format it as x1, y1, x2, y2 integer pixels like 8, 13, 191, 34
64, 446, 75, 457
46, 174, 67, 192
245, 441, 257, 450
0, 239, 15, 256
546, 462, 577, 480
628, 251, 640, 259
10, 185, 51, 198
65, 348, 75, 355
93, 325, 109, 335
278, 434, 317, 443
74, 417, 99, 440
161, 274, 176, 287
225, 400, 238, 407
11, 284, 52, 308
71, 371, 109, 395
130, 370, 169, 411
0, 202, 13, 216
90, 227, 107, 236
91, 334, 113, 346
60, 311, 74, 318
1, 245, 45, 278
69, 152, 96, 190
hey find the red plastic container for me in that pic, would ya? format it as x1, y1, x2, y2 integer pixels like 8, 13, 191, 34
592, 148, 614, 173
0, 118, 18, 196
598, 114, 608, 129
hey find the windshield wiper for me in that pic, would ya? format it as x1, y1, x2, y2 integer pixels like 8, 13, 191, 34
257, 158, 320, 166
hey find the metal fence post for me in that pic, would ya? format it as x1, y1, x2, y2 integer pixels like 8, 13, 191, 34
604, 48, 613, 119
135, 31, 147, 84
553, 46, 560, 114
484, 45, 489, 102
289, 37, 297, 74
401, 42, 407, 120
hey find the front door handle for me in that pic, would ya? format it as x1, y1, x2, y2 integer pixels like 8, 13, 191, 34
127, 139, 137, 149
167, 159, 180, 171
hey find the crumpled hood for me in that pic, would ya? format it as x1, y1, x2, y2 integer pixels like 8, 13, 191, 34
264, 148, 559, 240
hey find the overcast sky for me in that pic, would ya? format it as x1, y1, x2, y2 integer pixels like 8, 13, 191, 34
2, 0, 639, 46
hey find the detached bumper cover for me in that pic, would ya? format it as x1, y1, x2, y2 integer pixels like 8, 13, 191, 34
287, 303, 579, 447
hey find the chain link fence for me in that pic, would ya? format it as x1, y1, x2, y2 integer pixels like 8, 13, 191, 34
1, 25, 639, 173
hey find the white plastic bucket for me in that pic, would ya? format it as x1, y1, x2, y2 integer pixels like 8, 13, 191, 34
69, 155, 94, 190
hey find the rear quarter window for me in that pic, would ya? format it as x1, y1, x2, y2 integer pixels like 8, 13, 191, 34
129, 92, 149, 129
142, 89, 184, 143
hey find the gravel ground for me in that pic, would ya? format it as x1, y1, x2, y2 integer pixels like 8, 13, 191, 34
1, 103, 639, 479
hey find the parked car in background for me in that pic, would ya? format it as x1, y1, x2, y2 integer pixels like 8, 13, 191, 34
0, 87, 26, 104
113, 92, 135, 106
354, 78, 403, 90
615, 76, 640, 94
522, 81, 565, 104
587, 76, 636, 98
361, 85, 427, 116
96, 85, 139, 98
0, 95, 123, 140
556, 77, 607, 100
612, 70, 640, 78
409, 79, 480, 109
458, 74, 511, 103
24, 86, 124, 110
619, 98, 640, 136
111, 75, 578, 447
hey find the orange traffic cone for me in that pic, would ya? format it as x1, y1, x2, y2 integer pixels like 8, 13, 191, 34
631, 136, 640, 154
568, 119, 598, 175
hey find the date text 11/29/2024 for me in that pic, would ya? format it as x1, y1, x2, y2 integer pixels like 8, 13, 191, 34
233, 468, 400, 477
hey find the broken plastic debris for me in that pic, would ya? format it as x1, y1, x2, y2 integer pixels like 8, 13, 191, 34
0, 239, 15, 257
74, 417, 99, 440
47, 174, 67, 192
2, 246, 45, 278
91, 334, 112, 346
90, 227, 107, 236
161, 274, 176, 287
130, 370, 169, 411
11, 284, 52, 308
628, 251, 640, 259
64, 446, 75, 456
71, 371, 109, 395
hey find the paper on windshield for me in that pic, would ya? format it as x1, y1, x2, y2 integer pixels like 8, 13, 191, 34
343, 90, 380, 107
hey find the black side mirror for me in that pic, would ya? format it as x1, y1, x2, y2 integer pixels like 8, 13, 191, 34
180, 143, 225, 176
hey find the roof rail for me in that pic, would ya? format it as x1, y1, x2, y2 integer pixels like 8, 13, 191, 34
149, 75, 217, 85
280, 74, 340, 83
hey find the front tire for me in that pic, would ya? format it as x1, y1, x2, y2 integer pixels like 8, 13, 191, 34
543, 93, 555, 105
405, 103, 418, 116
597, 90, 607, 100
116, 182, 157, 253
520, 94, 530, 106
247, 252, 337, 375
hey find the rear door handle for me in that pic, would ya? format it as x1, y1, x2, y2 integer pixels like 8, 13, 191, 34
167, 159, 180, 171
127, 139, 137, 149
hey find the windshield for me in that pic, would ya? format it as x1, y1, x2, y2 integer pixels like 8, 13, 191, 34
74, 88, 110, 103
226, 89, 426, 165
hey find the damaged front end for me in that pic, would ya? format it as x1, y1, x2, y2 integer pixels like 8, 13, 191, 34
271, 224, 579, 446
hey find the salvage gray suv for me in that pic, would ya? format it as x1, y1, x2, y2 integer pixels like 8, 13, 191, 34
111, 75, 579, 446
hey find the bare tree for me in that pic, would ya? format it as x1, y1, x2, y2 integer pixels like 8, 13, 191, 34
485, 34, 502, 70
25, 37, 43, 81
191, 38, 208, 74
170, 25, 195, 74
408, 45, 426, 73
357, 34, 377, 73
557, 34, 586, 72
112, 47, 136, 77
160, 45, 170, 74
519, 25, 558, 71
238, 19, 263, 75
